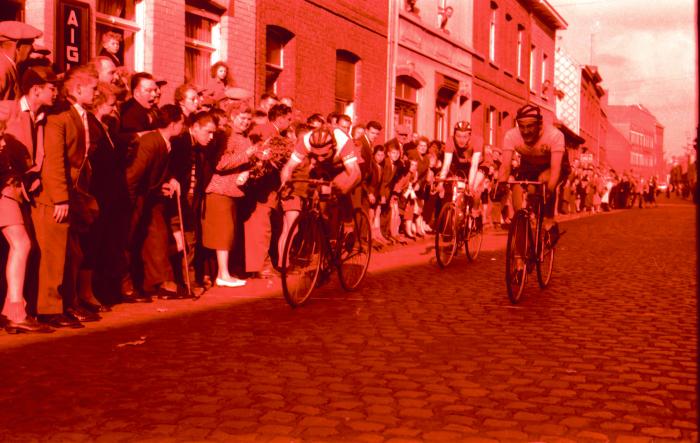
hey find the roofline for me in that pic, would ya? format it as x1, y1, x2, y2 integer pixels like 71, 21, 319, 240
535, 0, 568, 30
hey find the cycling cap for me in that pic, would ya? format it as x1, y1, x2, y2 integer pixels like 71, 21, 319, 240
308, 127, 336, 150
515, 103, 542, 121
454, 121, 472, 132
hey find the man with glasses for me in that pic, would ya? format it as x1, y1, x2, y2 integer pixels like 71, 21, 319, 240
385, 123, 413, 160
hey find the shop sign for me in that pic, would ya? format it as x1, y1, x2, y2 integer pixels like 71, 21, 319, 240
56, 0, 90, 72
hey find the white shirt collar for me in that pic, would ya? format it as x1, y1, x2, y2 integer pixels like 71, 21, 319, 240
20, 96, 46, 124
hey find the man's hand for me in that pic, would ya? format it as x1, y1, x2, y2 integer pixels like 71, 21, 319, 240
173, 230, 184, 252
162, 178, 180, 197
53, 203, 69, 223
368, 193, 376, 205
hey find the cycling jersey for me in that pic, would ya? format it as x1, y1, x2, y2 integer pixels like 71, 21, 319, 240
503, 125, 564, 170
444, 134, 485, 176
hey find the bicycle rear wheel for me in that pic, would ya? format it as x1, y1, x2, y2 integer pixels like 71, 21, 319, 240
435, 203, 458, 268
281, 215, 323, 307
506, 211, 529, 304
465, 215, 483, 261
338, 209, 372, 291
536, 222, 555, 288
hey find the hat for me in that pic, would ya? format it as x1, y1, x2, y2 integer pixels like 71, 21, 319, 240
21, 66, 59, 90
224, 86, 252, 101
0, 21, 42, 42
31, 44, 51, 56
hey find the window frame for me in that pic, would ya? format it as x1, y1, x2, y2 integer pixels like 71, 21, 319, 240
489, 2, 498, 63
184, 3, 221, 87
95, 0, 141, 70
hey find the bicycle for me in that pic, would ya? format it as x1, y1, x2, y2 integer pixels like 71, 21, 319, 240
434, 173, 484, 268
279, 178, 372, 307
502, 180, 555, 304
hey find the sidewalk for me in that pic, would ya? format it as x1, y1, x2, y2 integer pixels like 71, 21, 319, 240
0, 205, 653, 350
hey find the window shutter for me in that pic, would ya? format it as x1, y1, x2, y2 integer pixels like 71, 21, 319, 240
336, 58, 355, 102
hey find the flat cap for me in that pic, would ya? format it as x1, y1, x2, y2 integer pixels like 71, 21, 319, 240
0, 21, 42, 42
21, 66, 59, 90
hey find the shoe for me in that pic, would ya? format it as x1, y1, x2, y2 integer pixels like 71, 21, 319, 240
5, 317, 55, 334
157, 286, 180, 300
216, 276, 247, 288
66, 306, 101, 323
38, 313, 84, 329
81, 301, 112, 313
545, 223, 562, 248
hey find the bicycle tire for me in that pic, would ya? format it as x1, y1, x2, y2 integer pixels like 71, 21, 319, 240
435, 203, 458, 268
338, 209, 372, 291
506, 210, 529, 304
281, 215, 323, 307
536, 217, 555, 288
465, 215, 483, 261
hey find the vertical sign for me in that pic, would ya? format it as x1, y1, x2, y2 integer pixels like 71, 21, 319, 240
56, 0, 90, 72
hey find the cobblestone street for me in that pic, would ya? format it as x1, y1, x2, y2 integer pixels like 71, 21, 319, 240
0, 201, 696, 442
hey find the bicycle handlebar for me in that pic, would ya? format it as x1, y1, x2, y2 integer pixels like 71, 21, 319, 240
285, 178, 333, 186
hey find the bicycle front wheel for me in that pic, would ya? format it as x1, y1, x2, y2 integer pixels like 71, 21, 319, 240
465, 215, 483, 261
281, 215, 323, 307
506, 211, 529, 304
338, 209, 372, 291
435, 203, 458, 268
536, 223, 555, 288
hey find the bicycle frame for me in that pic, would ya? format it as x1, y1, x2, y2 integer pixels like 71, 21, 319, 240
508, 180, 547, 262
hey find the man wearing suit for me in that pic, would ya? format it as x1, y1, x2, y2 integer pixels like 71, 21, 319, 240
120, 72, 159, 135
0, 21, 43, 101
35, 66, 101, 328
354, 120, 382, 212
125, 104, 183, 301
169, 111, 217, 293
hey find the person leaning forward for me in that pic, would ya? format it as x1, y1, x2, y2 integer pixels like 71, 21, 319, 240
123, 104, 184, 301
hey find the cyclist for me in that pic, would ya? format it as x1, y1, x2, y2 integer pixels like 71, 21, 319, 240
278, 125, 361, 266
493, 103, 568, 246
438, 121, 486, 228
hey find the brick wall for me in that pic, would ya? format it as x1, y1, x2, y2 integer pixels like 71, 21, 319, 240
256, 0, 388, 124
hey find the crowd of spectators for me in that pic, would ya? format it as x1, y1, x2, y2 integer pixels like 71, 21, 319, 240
0, 20, 677, 335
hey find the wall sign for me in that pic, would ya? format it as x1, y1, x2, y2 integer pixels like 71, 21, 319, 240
56, 0, 90, 72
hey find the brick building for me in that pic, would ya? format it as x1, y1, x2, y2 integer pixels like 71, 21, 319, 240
15, 0, 256, 104
578, 65, 607, 167
255, 0, 388, 125
607, 104, 665, 179
387, 0, 474, 140
471, 0, 566, 150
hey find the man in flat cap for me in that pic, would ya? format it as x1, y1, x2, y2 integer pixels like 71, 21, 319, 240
0, 21, 42, 100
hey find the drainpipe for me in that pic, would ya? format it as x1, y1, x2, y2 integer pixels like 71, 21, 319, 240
386, 0, 400, 136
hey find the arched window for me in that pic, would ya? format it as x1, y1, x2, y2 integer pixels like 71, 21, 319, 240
395, 75, 421, 132
335, 50, 360, 118
266, 25, 294, 94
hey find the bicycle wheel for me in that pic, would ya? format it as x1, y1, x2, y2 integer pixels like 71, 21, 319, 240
435, 203, 458, 268
505, 211, 529, 304
465, 214, 483, 261
536, 220, 555, 288
281, 215, 323, 307
338, 209, 372, 291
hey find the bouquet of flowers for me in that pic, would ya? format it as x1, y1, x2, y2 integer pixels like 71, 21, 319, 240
247, 135, 293, 182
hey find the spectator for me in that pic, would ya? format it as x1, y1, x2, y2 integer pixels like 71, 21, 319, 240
0, 21, 43, 100
205, 61, 232, 103
121, 72, 159, 135
98, 31, 122, 67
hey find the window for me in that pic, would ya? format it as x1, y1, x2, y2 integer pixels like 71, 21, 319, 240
487, 107, 497, 145
435, 75, 458, 141
96, 0, 142, 70
489, 2, 498, 63
1, 0, 23, 21
395, 75, 420, 133
529, 45, 536, 91
266, 26, 293, 94
335, 50, 359, 118
185, 2, 221, 87
541, 53, 548, 94
516, 25, 524, 78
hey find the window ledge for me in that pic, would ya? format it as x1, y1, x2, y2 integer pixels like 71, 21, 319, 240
516, 77, 525, 84
503, 70, 513, 78
488, 61, 499, 70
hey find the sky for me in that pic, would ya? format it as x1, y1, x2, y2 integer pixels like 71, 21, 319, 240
548, 0, 697, 160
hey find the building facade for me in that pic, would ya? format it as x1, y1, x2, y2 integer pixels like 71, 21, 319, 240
607, 104, 665, 179
471, 0, 566, 150
256, 0, 388, 125
20, 0, 256, 103
386, 0, 474, 141
578, 65, 607, 167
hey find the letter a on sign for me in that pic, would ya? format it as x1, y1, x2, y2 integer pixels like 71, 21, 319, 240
67, 10, 79, 27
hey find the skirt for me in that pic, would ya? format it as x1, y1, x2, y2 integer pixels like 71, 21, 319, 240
0, 194, 25, 228
202, 193, 237, 250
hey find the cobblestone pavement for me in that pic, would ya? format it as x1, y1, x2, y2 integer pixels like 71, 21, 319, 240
0, 201, 696, 442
